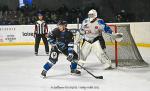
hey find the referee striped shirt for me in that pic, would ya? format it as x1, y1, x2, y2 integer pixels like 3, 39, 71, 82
35, 20, 48, 34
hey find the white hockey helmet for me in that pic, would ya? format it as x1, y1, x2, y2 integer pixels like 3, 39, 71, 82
88, 9, 97, 21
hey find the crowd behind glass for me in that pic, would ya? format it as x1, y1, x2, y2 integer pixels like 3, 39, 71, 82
0, 4, 135, 25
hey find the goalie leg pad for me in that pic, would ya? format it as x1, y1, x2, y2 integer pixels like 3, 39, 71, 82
101, 53, 112, 69
93, 41, 112, 68
80, 41, 92, 61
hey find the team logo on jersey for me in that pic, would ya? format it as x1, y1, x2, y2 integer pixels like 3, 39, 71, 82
51, 52, 57, 59
95, 26, 99, 29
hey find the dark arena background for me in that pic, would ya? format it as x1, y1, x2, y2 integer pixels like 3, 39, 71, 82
0, 0, 150, 25
0, 0, 150, 91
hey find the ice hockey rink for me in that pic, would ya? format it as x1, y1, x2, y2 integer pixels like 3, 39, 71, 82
0, 45, 150, 91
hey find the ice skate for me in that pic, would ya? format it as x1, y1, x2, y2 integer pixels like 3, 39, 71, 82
46, 52, 49, 56
35, 52, 38, 56
41, 70, 47, 77
71, 69, 81, 76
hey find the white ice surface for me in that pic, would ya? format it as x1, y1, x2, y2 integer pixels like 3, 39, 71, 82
0, 46, 150, 91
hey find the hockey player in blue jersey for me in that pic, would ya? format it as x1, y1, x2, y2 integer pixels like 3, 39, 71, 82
41, 20, 81, 77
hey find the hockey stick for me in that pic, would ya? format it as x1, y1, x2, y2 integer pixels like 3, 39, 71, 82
76, 62, 103, 79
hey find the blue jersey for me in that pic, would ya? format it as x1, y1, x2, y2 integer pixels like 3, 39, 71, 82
48, 28, 74, 51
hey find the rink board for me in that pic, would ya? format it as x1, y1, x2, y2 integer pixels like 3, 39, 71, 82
0, 23, 150, 47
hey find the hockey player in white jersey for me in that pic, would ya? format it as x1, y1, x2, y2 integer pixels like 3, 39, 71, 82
79, 9, 123, 70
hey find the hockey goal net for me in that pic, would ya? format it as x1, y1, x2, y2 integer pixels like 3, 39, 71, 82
103, 24, 148, 67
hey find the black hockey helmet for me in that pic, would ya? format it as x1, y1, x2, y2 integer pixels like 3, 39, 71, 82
37, 13, 43, 16
57, 20, 67, 27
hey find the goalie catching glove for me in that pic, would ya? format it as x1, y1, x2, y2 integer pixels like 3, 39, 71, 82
111, 33, 123, 42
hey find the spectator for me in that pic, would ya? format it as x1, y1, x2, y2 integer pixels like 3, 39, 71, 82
115, 10, 128, 22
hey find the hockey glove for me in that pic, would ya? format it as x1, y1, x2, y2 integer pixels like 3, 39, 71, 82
56, 42, 66, 50
48, 38, 56, 45
67, 42, 74, 61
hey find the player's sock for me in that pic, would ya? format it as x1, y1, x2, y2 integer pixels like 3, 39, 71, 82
41, 62, 53, 77
70, 62, 81, 75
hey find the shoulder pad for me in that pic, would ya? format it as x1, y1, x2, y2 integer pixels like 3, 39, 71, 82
98, 19, 105, 25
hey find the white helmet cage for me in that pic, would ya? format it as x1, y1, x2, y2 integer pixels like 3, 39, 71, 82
88, 9, 97, 21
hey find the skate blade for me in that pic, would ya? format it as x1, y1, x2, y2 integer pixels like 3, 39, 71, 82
40, 75, 47, 79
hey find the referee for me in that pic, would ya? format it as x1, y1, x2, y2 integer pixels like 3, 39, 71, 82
34, 13, 49, 55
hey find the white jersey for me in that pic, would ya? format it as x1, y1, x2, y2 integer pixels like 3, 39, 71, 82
80, 18, 112, 42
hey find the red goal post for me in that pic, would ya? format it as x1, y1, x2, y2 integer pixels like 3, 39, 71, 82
107, 24, 118, 67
